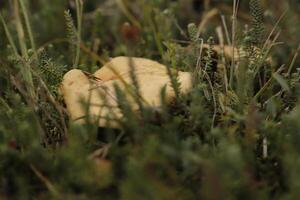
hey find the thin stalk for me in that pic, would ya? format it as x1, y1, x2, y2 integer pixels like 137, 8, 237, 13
253, 64, 285, 100
254, 30, 281, 75
19, 0, 37, 60
221, 15, 231, 46
116, 0, 141, 29
150, 18, 164, 58
216, 26, 228, 94
144, 4, 164, 58
74, 0, 83, 68
0, 97, 12, 112
195, 38, 204, 79
197, 8, 218, 37
262, 9, 287, 51
30, 164, 60, 198
13, 0, 35, 98
229, 0, 239, 88
287, 43, 300, 76
0, 13, 19, 57
14, 0, 28, 59
204, 72, 217, 129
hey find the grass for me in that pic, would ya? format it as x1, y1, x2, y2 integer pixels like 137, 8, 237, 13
1, 0, 300, 199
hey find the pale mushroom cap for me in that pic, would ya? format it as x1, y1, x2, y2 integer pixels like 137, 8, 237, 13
94, 56, 168, 81
62, 69, 90, 86
60, 57, 193, 128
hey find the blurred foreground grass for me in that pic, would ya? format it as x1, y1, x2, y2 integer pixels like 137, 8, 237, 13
1, 0, 300, 199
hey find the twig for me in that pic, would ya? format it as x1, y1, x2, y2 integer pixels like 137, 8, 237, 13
30, 164, 60, 198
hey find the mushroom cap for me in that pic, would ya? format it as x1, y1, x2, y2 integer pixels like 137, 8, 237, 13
60, 57, 192, 128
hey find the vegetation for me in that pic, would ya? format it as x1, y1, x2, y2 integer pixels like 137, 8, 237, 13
1, 0, 300, 199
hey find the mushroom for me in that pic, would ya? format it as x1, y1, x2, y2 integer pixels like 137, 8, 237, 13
60, 57, 193, 128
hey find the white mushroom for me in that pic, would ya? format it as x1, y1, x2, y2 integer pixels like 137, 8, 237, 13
60, 57, 192, 128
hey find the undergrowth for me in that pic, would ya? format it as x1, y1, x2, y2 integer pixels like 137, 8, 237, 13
1, 0, 300, 199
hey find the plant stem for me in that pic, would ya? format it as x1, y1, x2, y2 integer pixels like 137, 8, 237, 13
19, 0, 37, 61
74, 0, 83, 68
229, 0, 239, 88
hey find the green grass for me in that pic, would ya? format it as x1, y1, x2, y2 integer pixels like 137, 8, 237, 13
1, 0, 300, 199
